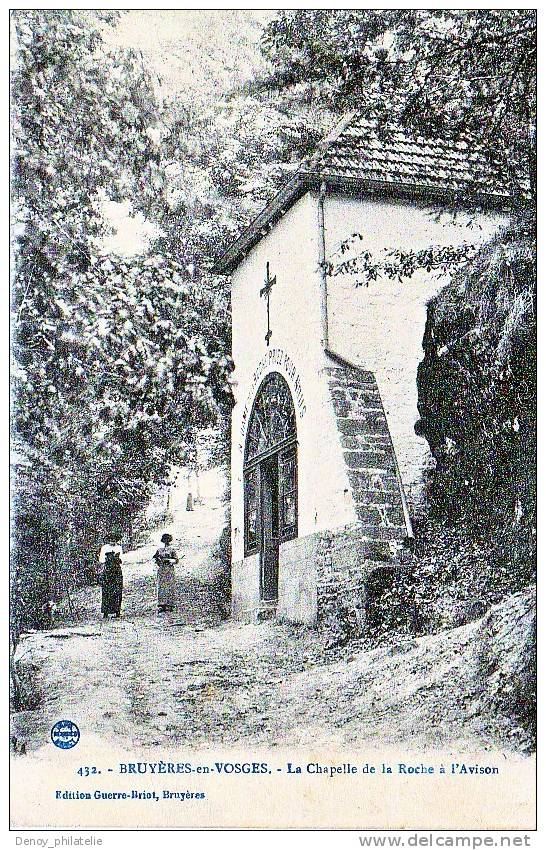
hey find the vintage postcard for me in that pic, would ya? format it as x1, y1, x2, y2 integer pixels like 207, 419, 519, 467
10, 7, 536, 831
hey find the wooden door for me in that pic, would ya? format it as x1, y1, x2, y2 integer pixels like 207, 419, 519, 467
260, 454, 279, 601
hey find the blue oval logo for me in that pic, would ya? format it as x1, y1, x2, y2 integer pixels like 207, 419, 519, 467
51, 720, 80, 749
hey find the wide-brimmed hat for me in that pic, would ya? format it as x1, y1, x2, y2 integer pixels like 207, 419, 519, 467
161, 533, 173, 544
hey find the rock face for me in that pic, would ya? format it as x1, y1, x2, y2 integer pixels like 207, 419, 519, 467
415, 221, 536, 590
476, 586, 536, 750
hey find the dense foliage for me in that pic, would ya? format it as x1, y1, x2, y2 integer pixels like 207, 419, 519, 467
152, 81, 332, 270
261, 10, 536, 193
261, 9, 536, 290
365, 220, 536, 645
416, 220, 536, 563
11, 11, 231, 640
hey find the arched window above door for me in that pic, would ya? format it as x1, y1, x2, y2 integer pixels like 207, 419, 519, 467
245, 372, 297, 464
244, 372, 298, 563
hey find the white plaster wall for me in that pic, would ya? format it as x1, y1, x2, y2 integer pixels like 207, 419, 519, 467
277, 536, 318, 624
231, 553, 261, 620
323, 195, 506, 500
231, 193, 356, 567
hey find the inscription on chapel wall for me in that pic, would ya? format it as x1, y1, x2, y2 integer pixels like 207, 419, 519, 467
238, 348, 306, 452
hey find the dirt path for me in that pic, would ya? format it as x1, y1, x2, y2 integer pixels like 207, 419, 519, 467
12, 468, 326, 752
11, 468, 533, 756
12, 556, 326, 752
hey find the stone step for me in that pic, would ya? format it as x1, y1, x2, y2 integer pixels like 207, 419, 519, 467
343, 449, 397, 472
256, 603, 277, 623
347, 469, 400, 493
329, 381, 379, 395
337, 416, 390, 436
341, 434, 392, 449
323, 366, 375, 383
333, 399, 383, 417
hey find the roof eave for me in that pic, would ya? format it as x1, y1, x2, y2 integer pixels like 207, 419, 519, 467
304, 171, 515, 209
212, 174, 311, 275
213, 171, 515, 276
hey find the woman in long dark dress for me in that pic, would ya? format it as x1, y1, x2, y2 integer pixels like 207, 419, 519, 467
100, 550, 123, 618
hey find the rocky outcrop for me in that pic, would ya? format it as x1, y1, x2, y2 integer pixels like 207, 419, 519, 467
476, 586, 536, 749
415, 221, 536, 588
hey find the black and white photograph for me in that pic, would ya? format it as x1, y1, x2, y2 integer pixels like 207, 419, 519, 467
9, 7, 537, 832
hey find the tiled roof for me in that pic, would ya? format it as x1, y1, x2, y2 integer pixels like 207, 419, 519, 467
215, 111, 522, 274
301, 111, 518, 199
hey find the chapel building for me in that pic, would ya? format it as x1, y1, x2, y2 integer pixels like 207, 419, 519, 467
215, 111, 509, 628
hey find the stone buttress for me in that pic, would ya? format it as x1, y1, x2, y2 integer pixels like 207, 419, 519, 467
315, 357, 412, 634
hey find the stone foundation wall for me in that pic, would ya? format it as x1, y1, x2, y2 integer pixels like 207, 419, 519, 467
316, 522, 408, 639
232, 523, 409, 633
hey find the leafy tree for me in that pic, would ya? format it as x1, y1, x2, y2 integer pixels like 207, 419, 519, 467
11, 10, 231, 639
261, 10, 536, 195
188, 11, 535, 287
151, 85, 333, 271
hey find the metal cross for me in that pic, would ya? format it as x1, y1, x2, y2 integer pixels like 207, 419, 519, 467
260, 261, 276, 346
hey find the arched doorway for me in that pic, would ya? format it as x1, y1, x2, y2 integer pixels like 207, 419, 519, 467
244, 372, 298, 602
